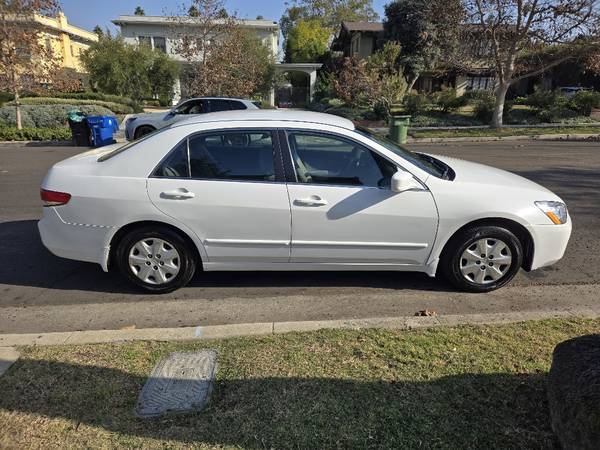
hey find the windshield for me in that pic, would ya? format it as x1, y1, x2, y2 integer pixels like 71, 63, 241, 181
355, 126, 449, 179
97, 126, 170, 162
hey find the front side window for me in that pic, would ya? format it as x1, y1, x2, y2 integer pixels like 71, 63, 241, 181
287, 132, 396, 187
173, 99, 207, 115
189, 131, 276, 181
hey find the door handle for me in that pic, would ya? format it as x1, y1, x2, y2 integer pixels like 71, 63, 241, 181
294, 195, 328, 207
160, 188, 195, 200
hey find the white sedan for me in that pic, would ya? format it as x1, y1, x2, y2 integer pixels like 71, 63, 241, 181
39, 110, 571, 293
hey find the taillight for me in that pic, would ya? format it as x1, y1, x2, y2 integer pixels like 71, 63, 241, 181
41, 189, 71, 207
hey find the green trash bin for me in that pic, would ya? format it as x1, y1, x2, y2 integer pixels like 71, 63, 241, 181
389, 114, 411, 144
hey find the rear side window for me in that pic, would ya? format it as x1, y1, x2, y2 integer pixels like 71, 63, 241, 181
189, 131, 275, 181
209, 100, 231, 112
152, 131, 276, 182
152, 141, 189, 178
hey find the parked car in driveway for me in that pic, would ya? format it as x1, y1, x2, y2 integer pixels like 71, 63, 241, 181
124, 97, 260, 140
39, 110, 571, 293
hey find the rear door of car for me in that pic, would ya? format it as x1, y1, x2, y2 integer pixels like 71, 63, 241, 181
147, 128, 292, 264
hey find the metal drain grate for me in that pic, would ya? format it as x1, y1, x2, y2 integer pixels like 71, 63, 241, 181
136, 350, 218, 418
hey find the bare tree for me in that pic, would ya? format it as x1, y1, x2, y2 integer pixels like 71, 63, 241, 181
463, 0, 600, 127
0, 0, 61, 129
170, 0, 275, 98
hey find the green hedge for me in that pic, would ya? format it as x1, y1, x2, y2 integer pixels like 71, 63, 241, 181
52, 92, 142, 112
12, 97, 134, 114
0, 126, 71, 141
0, 104, 115, 128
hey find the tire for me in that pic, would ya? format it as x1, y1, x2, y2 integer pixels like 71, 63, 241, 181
440, 225, 523, 293
134, 125, 155, 140
115, 226, 197, 294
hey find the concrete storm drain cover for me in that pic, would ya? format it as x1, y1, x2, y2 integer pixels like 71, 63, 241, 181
136, 350, 218, 418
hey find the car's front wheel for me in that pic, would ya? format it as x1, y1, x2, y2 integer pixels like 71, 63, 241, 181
440, 225, 523, 292
116, 226, 197, 293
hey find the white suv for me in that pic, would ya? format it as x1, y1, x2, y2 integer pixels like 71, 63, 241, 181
124, 97, 260, 140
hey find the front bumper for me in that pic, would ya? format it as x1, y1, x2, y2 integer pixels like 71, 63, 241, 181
527, 219, 572, 270
38, 207, 112, 269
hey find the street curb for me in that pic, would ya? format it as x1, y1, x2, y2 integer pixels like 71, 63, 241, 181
0, 307, 598, 348
0, 347, 20, 376
406, 133, 600, 143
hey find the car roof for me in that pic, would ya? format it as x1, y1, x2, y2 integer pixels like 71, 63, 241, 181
184, 97, 253, 101
175, 109, 356, 131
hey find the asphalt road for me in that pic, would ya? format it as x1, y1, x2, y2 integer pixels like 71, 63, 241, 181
0, 140, 599, 334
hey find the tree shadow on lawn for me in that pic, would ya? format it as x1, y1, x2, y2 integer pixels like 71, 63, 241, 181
0, 358, 557, 449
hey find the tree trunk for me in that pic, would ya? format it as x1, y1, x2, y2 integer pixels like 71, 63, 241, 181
491, 82, 510, 128
14, 89, 22, 130
406, 73, 419, 93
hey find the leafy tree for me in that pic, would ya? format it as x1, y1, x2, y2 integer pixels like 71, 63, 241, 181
333, 42, 408, 114
0, 0, 66, 129
285, 19, 331, 63
93, 25, 103, 36
256, 15, 264, 20
462, 0, 600, 127
281, 0, 379, 57
173, 0, 275, 98
80, 35, 179, 103
384, 0, 463, 93
188, 5, 199, 17
134, 6, 145, 16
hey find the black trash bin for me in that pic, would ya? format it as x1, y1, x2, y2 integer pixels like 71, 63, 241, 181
67, 110, 91, 146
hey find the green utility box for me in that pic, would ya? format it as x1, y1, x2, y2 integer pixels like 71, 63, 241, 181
389, 114, 411, 144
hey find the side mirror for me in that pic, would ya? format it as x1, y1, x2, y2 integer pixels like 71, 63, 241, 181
391, 171, 415, 193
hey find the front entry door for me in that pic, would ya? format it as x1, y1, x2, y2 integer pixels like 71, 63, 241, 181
285, 131, 438, 265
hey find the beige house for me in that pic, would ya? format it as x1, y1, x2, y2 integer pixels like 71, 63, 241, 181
34, 12, 98, 72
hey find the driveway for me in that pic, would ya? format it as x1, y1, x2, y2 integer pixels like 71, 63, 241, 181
0, 140, 598, 334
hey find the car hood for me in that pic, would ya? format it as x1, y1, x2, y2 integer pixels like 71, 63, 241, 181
430, 153, 557, 197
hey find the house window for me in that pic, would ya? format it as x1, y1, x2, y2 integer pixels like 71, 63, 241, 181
350, 34, 360, 57
138, 36, 167, 53
467, 76, 494, 91
138, 36, 152, 47
153, 36, 166, 53
45, 37, 52, 52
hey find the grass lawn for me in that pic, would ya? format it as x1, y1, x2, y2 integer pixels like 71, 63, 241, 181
411, 125, 600, 139
2, 318, 599, 449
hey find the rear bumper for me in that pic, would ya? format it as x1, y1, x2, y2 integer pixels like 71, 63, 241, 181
38, 207, 112, 270
527, 220, 572, 270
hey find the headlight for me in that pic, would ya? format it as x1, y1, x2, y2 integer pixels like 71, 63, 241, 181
535, 201, 568, 224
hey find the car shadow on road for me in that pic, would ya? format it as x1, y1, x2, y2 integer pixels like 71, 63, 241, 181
0, 358, 556, 448
0, 220, 454, 295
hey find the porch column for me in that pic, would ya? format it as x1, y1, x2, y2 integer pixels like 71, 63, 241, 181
308, 70, 317, 103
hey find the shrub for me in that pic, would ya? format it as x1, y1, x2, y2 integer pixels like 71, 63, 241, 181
537, 107, 579, 123
0, 104, 115, 128
325, 106, 371, 121
0, 126, 71, 141
403, 93, 430, 115
569, 90, 600, 116
52, 92, 143, 113
432, 88, 468, 112
473, 92, 496, 123
12, 97, 134, 114
0, 92, 13, 106
524, 88, 568, 109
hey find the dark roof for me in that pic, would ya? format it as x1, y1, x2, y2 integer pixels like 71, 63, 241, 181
341, 21, 383, 32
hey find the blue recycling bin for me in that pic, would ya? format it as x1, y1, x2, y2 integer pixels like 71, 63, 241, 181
87, 116, 118, 147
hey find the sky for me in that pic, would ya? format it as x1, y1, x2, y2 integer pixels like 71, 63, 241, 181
59, 0, 390, 34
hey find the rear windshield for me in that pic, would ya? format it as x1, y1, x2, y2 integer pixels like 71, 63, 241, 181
97, 127, 169, 162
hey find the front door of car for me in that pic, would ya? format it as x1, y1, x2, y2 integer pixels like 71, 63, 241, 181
147, 129, 291, 263
284, 131, 438, 266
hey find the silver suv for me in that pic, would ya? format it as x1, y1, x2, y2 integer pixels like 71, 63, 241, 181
124, 97, 260, 140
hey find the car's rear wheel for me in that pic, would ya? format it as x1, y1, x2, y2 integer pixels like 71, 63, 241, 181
440, 225, 523, 292
134, 125, 155, 140
116, 226, 196, 293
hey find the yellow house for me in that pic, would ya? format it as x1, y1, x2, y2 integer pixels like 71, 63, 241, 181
34, 12, 98, 73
